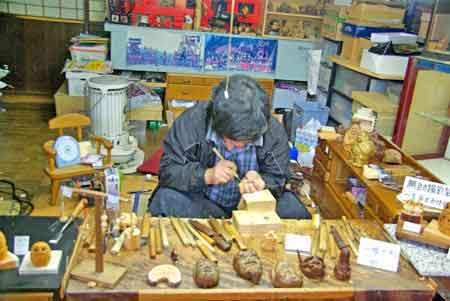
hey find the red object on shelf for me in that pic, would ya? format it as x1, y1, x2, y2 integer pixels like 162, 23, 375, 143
200, 0, 263, 31
131, 0, 195, 29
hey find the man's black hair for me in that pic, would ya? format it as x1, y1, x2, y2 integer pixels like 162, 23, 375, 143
210, 74, 270, 141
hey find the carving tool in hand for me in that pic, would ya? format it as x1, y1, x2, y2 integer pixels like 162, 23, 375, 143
209, 217, 232, 243
49, 198, 88, 245
189, 219, 231, 252
223, 220, 247, 250
212, 147, 240, 181
184, 221, 216, 253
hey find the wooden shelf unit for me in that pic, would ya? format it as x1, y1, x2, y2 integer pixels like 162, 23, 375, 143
313, 136, 443, 225
351, 91, 398, 114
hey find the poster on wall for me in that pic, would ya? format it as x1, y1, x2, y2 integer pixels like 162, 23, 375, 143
127, 31, 202, 69
204, 35, 277, 73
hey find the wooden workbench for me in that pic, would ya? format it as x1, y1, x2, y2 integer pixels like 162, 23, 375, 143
65, 219, 434, 301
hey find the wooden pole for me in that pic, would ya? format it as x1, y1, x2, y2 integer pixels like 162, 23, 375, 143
94, 196, 103, 273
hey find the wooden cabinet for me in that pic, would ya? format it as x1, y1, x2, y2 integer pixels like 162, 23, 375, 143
313, 135, 443, 225
165, 73, 274, 118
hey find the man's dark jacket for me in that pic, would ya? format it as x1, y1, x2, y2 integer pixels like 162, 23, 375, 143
159, 102, 291, 198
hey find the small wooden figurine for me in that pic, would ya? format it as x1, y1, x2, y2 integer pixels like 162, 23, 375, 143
233, 249, 263, 284
438, 203, 450, 237
297, 251, 325, 281
401, 200, 424, 225
343, 123, 361, 152
30, 241, 52, 268
330, 226, 351, 281
271, 261, 303, 288
193, 259, 220, 288
351, 131, 375, 167
261, 230, 278, 252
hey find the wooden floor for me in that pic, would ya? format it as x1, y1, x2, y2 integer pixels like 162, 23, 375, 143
0, 102, 167, 216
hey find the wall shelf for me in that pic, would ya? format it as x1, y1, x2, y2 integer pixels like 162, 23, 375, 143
329, 55, 405, 81
266, 11, 323, 20
351, 91, 398, 114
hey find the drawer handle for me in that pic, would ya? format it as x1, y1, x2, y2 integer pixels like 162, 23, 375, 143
182, 80, 191, 84
181, 91, 189, 95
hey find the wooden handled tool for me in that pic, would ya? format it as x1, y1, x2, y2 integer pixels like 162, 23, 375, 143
212, 147, 240, 180
189, 220, 231, 251
170, 218, 189, 247
149, 227, 157, 259
159, 218, 169, 249
341, 216, 357, 243
311, 229, 320, 256
141, 214, 150, 239
111, 232, 125, 255
196, 240, 218, 263
223, 221, 247, 250
180, 219, 195, 247
209, 218, 232, 243
330, 225, 347, 249
184, 221, 216, 253
319, 223, 328, 256
155, 220, 163, 254
326, 222, 338, 259
337, 224, 359, 257
199, 231, 216, 246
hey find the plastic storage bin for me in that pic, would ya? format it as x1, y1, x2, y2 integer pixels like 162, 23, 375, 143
286, 99, 330, 141
330, 93, 353, 126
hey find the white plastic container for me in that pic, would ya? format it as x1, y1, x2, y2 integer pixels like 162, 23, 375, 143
65, 71, 100, 96
360, 49, 408, 77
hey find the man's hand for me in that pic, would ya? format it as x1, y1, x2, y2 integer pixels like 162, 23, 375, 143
239, 170, 265, 194
204, 160, 238, 185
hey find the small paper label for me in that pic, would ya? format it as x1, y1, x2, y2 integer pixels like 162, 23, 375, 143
357, 237, 400, 272
14, 236, 30, 256
106, 194, 120, 211
61, 186, 73, 198
284, 234, 312, 254
402, 221, 422, 234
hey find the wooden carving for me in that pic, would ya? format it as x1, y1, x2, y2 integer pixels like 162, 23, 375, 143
343, 123, 361, 152
0, 231, 7, 261
297, 251, 325, 280
271, 261, 303, 288
193, 259, 220, 288
30, 241, 52, 267
233, 249, 263, 284
438, 203, 450, 237
383, 149, 402, 164
351, 131, 375, 167
401, 200, 424, 224
335, 247, 351, 281
147, 264, 182, 288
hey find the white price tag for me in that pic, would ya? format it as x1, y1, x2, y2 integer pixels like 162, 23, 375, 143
14, 236, 30, 256
357, 237, 400, 272
402, 221, 422, 234
61, 186, 73, 198
284, 234, 312, 254
106, 194, 120, 211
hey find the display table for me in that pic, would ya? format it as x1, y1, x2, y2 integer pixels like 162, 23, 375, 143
0, 216, 80, 301
65, 218, 434, 301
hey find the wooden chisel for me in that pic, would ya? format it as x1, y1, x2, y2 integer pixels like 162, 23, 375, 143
223, 221, 247, 250
189, 220, 231, 251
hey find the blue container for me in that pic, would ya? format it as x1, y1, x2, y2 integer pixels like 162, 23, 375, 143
286, 99, 329, 142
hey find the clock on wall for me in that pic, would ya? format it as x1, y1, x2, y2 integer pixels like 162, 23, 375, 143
54, 136, 81, 168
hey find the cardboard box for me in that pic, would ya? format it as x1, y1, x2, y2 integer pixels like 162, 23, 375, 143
341, 36, 372, 64
54, 81, 87, 116
342, 22, 404, 38
126, 105, 163, 121
348, 3, 405, 26
360, 49, 408, 77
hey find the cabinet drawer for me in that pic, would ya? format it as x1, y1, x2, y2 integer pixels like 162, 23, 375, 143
165, 84, 214, 101
167, 74, 222, 86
